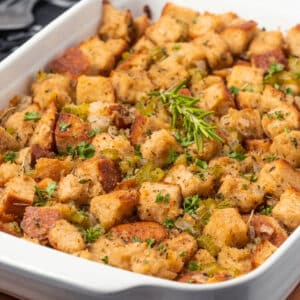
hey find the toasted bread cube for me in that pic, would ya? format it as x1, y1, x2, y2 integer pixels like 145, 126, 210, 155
92, 132, 134, 159
99, 2, 133, 42
220, 108, 263, 139
0, 127, 20, 153
0, 163, 21, 187
76, 75, 115, 104
259, 85, 285, 113
90, 189, 139, 230
193, 32, 233, 69
48, 219, 85, 253
21, 206, 61, 243
257, 159, 300, 198
218, 246, 251, 273
199, 82, 235, 116
138, 182, 182, 224
164, 164, 214, 198
4, 104, 40, 147
54, 113, 91, 153
79, 37, 115, 75
236, 91, 261, 110
105, 38, 128, 60
272, 187, 300, 230
133, 15, 150, 40
141, 129, 182, 168
203, 208, 249, 248
161, 3, 199, 26
261, 103, 300, 138
110, 69, 154, 104
245, 139, 271, 152
251, 240, 277, 268
249, 214, 288, 247
34, 158, 73, 182
192, 249, 216, 264
248, 31, 283, 56
110, 221, 167, 242
0, 176, 35, 220
251, 49, 287, 73
29, 102, 56, 151
148, 56, 189, 90
166, 232, 198, 263
221, 20, 257, 55
32, 73, 72, 110
286, 24, 300, 57
117, 52, 152, 71
145, 15, 188, 45
48, 47, 90, 78
133, 36, 155, 52
190, 75, 223, 97
270, 130, 300, 167
218, 176, 264, 213
227, 65, 263, 93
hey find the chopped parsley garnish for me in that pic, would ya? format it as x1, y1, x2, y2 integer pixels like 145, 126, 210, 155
24, 111, 41, 122
79, 178, 90, 184
228, 151, 246, 162
260, 205, 274, 215
265, 63, 285, 79
155, 192, 170, 204
67, 142, 95, 160
146, 238, 156, 248
35, 182, 57, 206
59, 122, 70, 132
285, 87, 293, 95
132, 236, 142, 243
183, 195, 200, 214
267, 110, 284, 121
229, 86, 239, 95
3, 151, 18, 163
163, 219, 175, 229
85, 225, 104, 243
243, 173, 257, 182
290, 137, 298, 148
242, 183, 249, 190
172, 44, 181, 50
87, 129, 101, 138
195, 159, 208, 169
187, 262, 199, 271
166, 148, 179, 164
265, 155, 277, 162
101, 256, 109, 264
134, 144, 142, 157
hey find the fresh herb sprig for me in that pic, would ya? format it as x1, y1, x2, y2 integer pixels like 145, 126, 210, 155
148, 82, 224, 150
34, 182, 57, 206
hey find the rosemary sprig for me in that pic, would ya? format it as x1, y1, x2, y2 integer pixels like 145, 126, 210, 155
148, 82, 224, 150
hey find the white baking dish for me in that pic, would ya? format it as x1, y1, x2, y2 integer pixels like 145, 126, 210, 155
0, 0, 299, 299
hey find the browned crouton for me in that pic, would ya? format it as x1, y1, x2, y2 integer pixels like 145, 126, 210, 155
117, 52, 152, 71
259, 85, 285, 113
0, 127, 20, 153
138, 182, 182, 224
251, 240, 277, 268
99, 2, 133, 43
285, 24, 300, 57
76, 75, 115, 104
190, 75, 223, 97
48, 47, 90, 78
0, 163, 21, 187
21, 206, 61, 243
272, 187, 300, 230
54, 113, 91, 153
192, 249, 216, 264
90, 189, 139, 230
203, 208, 249, 248
48, 219, 85, 253
105, 39, 128, 61
133, 15, 150, 40
236, 91, 261, 110
110, 221, 168, 242
98, 158, 122, 192
132, 36, 155, 52
245, 139, 271, 152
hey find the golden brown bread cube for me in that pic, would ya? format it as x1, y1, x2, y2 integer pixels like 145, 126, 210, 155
54, 113, 91, 154
48, 47, 90, 78
249, 214, 287, 247
34, 158, 73, 182
29, 102, 56, 151
251, 240, 277, 268
110, 221, 168, 242
190, 75, 223, 97
192, 249, 216, 264
116, 51, 152, 71
259, 85, 285, 113
227, 65, 263, 93
272, 187, 300, 230
245, 139, 271, 153
90, 189, 139, 230
218, 175, 264, 213
48, 219, 85, 253
32, 73, 72, 110
203, 208, 249, 248
145, 15, 188, 45
218, 246, 252, 273
133, 15, 150, 40
138, 182, 182, 224
248, 30, 283, 56
0, 163, 21, 187
79, 37, 115, 75
132, 36, 155, 52
76, 75, 115, 104
261, 103, 300, 138
110, 69, 154, 104
21, 206, 61, 243
221, 20, 257, 55
0, 176, 35, 221
164, 164, 215, 198
99, 1, 133, 43
199, 82, 235, 116
236, 91, 261, 111
140, 129, 182, 168
0, 126, 20, 153
270, 130, 300, 167
105, 38, 128, 60
285, 24, 300, 57
193, 32, 233, 69
257, 159, 300, 198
